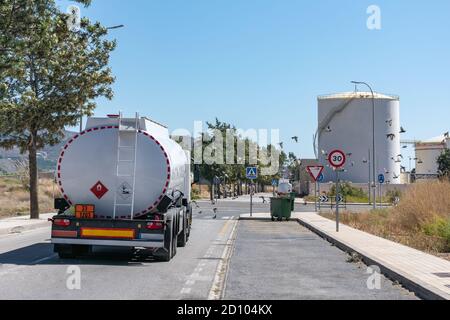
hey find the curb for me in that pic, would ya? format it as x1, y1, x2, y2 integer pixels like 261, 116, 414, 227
239, 214, 448, 300
0, 220, 51, 236
296, 219, 447, 301
239, 217, 272, 221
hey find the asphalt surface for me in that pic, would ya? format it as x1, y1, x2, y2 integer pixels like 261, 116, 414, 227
0, 215, 236, 299
194, 194, 382, 217
0, 195, 415, 300
224, 220, 418, 300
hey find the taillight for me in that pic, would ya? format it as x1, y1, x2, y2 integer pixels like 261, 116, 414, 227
53, 219, 71, 227
146, 215, 164, 230
146, 221, 164, 230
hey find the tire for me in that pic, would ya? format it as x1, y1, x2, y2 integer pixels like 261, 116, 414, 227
177, 224, 187, 247
186, 205, 192, 241
154, 219, 173, 262
55, 244, 90, 259
58, 252, 76, 259
271, 216, 275, 221
277, 216, 282, 222
177, 210, 188, 247
73, 245, 91, 256
172, 219, 178, 257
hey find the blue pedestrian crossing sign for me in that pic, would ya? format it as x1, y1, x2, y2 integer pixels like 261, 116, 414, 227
378, 174, 385, 184
272, 179, 278, 186
317, 173, 324, 183
246, 167, 258, 180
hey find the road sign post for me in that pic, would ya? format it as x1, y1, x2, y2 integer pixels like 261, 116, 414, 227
335, 170, 340, 232
307, 166, 324, 214
250, 183, 253, 217
317, 173, 324, 210
246, 167, 258, 217
378, 174, 385, 208
314, 182, 317, 212
328, 150, 346, 232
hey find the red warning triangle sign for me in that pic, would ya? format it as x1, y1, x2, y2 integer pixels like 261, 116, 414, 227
306, 166, 324, 182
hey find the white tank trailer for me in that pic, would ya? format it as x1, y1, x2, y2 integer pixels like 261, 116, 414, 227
316, 92, 401, 184
51, 115, 194, 261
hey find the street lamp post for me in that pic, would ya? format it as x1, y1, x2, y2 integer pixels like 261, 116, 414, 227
363, 149, 371, 205
352, 81, 376, 210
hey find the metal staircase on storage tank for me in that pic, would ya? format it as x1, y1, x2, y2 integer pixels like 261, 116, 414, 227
113, 112, 139, 220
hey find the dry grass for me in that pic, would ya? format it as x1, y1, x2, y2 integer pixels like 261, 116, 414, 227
0, 177, 59, 218
321, 180, 450, 258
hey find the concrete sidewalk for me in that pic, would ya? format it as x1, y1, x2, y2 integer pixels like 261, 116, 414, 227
240, 212, 450, 300
0, 213, 54, 236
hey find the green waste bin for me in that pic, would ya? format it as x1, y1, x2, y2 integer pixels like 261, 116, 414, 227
289, 192, 296, 211
270, 197, 292, 221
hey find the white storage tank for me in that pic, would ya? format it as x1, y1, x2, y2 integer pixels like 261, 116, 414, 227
57, 116, 190, 219
415, 134, 450, 178
317, 92, 401, 184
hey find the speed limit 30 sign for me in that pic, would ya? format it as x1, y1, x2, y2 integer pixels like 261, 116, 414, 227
328, 150, 346, 169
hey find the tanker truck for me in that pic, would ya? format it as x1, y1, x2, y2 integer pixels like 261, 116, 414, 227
50, 114, 195, 261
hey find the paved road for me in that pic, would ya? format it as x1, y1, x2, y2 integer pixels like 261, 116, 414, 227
0, 215, 236, 300
224, 220, 418, 300
0, 197, 415, 300
194, 194, 377, 219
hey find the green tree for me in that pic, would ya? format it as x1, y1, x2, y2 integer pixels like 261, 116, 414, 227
0, 0, 115, 218
194, 118, 281, 199
437, 149, 450, 179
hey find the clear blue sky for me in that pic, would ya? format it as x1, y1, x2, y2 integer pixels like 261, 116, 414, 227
59, 0, 450, 159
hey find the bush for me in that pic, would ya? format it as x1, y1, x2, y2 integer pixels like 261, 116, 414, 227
386, 189, 402, 203
329, 182, 366, 198
423, 217, 450, 250
321, 180, 450, 255
393, 180, 450, 230
191, 188, 201, 200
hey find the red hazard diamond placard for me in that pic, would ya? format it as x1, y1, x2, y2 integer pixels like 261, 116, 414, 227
90, 181, 109, 199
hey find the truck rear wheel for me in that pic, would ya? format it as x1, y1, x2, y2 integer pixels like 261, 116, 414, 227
55, 244, 91, 259
177, 213, 188, 248
154, 219, 174, 262
186, 205, 192, 241
58, 252, 76, 259
172, 220, 178, 256
177, 226, 187, 247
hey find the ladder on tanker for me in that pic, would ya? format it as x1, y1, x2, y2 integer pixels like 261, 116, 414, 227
113, 112, 139, 220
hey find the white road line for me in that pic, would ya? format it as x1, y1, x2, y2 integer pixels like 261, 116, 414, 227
31, 254, 57, 265
180, 219, 237, 298
185, 280, 195, 286
208, 220, 238, 300
180, 287, 192, 294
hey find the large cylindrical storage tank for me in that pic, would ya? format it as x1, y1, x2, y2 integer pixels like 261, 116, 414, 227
317, 92, 401, 184
57, 118, 189, 219
415, 135, 449, 178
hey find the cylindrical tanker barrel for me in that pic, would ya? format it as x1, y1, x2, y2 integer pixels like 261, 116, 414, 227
57, 126, 189, 219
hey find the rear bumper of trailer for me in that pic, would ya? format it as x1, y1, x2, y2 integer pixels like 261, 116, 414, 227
50, 215, 166, 249
51, 237, 164, 248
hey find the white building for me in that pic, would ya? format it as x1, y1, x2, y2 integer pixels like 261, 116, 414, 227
415, 133, 450, 179
316, 91, 402, 184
